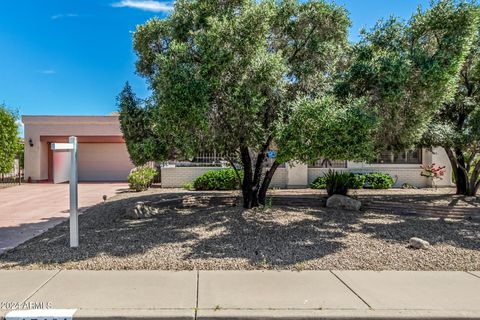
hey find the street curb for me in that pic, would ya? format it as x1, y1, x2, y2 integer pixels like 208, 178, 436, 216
1, 309, 195, 320
196, 309, 480, 320
4, 309, 480, 320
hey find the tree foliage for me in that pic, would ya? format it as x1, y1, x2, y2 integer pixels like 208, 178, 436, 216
276, 96, 378, 164
337, 0, 478, 151
124, 0, 377, 208
120, 0, 478, 206
421, 14, 480, 195
117, 82, 158, 166
0, 104, 19, 174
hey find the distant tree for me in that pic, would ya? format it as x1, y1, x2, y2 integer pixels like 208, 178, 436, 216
336, 0, 479, 152
122, 0, 378, 208
421, 18, 480, 196
0, 104, 19, 174
117, 82, 157, 166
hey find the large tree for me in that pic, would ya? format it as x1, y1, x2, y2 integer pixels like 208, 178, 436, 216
0, 104, 19, 174
421, 19, 480, 196
336, 0, 478, 152
123, 0, 377, 208
122, 0, 476, 207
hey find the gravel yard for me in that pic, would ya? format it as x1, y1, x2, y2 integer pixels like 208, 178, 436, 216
0, 188, 479, 270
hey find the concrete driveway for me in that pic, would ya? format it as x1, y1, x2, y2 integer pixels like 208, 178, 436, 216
0, 183, 128, 253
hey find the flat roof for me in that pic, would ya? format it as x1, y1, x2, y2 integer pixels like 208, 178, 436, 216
22, 115, 119, 124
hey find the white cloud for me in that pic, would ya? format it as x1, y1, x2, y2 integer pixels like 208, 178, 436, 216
15, 120, 24, 128
111, 0, 173, 12
38, 70, 56, 75
51, 13, 78, 20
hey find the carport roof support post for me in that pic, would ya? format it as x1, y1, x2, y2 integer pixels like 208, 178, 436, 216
50, 136, 79, 248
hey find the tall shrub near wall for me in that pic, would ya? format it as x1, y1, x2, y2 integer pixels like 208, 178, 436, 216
0, 104, 19, 174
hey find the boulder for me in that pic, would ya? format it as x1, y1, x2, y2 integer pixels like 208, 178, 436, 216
409, 237, 430, 249
326, 194, 361, 211
125, 201, 156, 219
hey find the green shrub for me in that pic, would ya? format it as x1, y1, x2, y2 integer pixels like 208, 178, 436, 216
365, 172, 394, 189
128, 165, 157, 192
312, 172, 366, 190
310, 176, 327, 189
348, 173, 366, 189
324, 170, 350, 196
193, 169, 243, 190
182, 182, 194, 190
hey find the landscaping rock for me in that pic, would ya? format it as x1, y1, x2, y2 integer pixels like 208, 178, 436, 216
409, 237, 430, 249
125, 201, 156, 219
326, 194, 361, 211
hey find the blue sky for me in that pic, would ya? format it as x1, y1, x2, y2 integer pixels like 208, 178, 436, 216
0, 0, 429, 119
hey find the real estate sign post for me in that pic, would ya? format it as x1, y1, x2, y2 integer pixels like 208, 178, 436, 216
51, 136, 79, 248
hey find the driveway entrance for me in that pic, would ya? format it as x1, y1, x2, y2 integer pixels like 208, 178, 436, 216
0, 183, 127, 253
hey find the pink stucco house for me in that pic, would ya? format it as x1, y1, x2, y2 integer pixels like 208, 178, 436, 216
22, 115, 134, 183
22, 115, 453, 188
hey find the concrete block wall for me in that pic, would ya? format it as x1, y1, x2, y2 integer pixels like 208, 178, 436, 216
161, 166, 287, 188
161, 167, 224, 187
270, 168, 287, 188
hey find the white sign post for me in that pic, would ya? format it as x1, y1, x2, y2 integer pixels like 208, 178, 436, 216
51, 136, 79, 248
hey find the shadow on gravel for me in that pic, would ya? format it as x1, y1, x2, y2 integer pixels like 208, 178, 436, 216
0, 191, 352, 268
358, 215, 480, 251
0, 190, 478, 269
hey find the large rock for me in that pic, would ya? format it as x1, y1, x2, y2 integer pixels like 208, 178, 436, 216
125, 201, 157, 219
409, 237, 430, 249
326, 194, 361, 211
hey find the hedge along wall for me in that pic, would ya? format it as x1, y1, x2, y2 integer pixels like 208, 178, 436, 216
307, 168, 429, 188
161, 167, 287, 188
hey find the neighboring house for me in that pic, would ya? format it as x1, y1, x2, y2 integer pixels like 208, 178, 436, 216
23, 115, 453, 188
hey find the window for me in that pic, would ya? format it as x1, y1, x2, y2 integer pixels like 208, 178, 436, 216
173, 151, 230, 167
309, 158, 347, 168
373, 149, 422, 164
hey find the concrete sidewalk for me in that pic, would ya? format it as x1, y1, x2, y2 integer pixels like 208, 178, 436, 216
1, 270, 480, 320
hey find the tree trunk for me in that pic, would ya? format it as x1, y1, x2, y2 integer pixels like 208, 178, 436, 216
258, 161, 280, 205
240, 146, 258, 209
445, 147, 478, 196
239, 145, 280, 209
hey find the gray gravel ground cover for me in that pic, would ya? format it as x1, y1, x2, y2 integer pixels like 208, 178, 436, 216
0, 188, 478, 270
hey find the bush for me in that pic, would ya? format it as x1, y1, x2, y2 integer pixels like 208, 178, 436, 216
193, 169, 243, 190
365, 172, 394, 189
324, 170, 351, 196
312, 172, 365, 190
128, 165, 157, 192
310, 176, 327, 189
182, 182, 194, 190
311, 171, 394, 191
348, 173, 366, 189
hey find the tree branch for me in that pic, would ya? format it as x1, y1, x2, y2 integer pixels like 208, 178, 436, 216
288, 25, 317, 63
226, 154, 243, 189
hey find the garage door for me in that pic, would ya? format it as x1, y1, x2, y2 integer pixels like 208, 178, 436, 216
78, 143, 135, 181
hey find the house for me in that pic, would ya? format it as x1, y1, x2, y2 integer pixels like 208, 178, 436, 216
23, 115, 453, 188
23, 115, 134, 183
